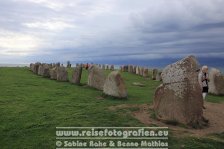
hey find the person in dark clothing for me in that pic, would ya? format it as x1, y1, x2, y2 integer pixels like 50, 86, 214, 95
198, 65, 209, 109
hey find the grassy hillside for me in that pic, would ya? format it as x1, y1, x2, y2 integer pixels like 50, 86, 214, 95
0, 67, 223, 148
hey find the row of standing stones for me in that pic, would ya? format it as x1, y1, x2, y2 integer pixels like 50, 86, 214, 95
30, 56, 224, 128
30, 63, 127, 98
120, 65, 162, 81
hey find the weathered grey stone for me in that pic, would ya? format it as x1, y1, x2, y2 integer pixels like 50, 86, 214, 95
154, 55, 206, 127
143, 68, 149, 77
42, 64, 50, 78
50, 67, 58, 80
136, 66, 140, 75
110, 65, 114, 71
120, 66, 123, 71
140, 67, 144, 76
102, 64, 105, 70
30, 63, 34, 72
88, 65, 106, 90
38, 64, 44, 76
71, 66, 82, 85
106, 65, 109, 70
133, 66, 136, 73
57, 67, 68, 81
208, 68, 224, 95
103, 71, 127, 98
123, 65, 128, 72
128, 65, 133, 73
156, 71, 162, 81
32, 62, 41, 74
56, 62, 60, 67
152, 69, 158, 80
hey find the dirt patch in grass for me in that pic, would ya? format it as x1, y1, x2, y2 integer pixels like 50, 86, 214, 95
108, 101, 224, 138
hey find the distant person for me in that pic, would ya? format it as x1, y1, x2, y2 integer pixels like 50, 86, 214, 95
198, 65, 209, 109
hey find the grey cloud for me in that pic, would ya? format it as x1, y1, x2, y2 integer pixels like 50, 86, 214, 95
0, 0, 224, 65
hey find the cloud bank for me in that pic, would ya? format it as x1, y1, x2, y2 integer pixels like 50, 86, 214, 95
0, 0, 224, 67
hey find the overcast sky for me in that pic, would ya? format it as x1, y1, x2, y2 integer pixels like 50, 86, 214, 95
0, 0, 224, 67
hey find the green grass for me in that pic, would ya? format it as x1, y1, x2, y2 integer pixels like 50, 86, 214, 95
207, 94, 224, 103
0, 67, 223, 148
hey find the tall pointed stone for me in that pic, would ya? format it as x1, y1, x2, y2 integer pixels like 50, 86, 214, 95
154, 55, 207, 128
103, 71, 127, 98
88, 65, 106, 90
71, 66, 82, 85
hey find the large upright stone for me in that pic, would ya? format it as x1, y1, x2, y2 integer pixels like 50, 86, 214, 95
156, 71, 162, 81
143, 68, 149, 77
152, 69, 158, 80
33, 62, 41, 74
128, 65, 133, 73
133, 66, 136, 73
140, 67, 144, 76
71, 66, 82, 85
153, 55, 206, 127
42, 64, 50, 78
57, 67, 68, 81
88, 65, 106, 90
120, 66, 123, 72
102, 65, 105, 70
208, 68, 224, 95
30, 63, 34, 71
123, 65, 128, 72
103, 71, 127, 98
50, 67, 58, 80
136, 66, 140, 75
110, 65, 114, 71
38, 64, 44, 76
56, 62, 60, 67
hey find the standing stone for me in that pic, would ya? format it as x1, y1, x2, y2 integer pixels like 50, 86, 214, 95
136, 66, 140, 75
30, 63, 35, 72
153, 55, 207, 127
110, 65, 114, 71
71, 66, 82, 85
88, 65, 106, 90
122, 65, 128, 72
42, 64, 50, 78
140, 67, 144, 76
103, 71, 127, 98
56, 62, 60, 67
156, 71, 162, 81
133, 66, 136, 73
106, 65, 109, 70
33, 62, 41, 74
67, 61, 71, 68
102, 65, 105, 70
57, 67, 68, 81
38, 64, 44, 76
30, 63, 34, 71
152, 69, 158, 80
143, 68, 149, 77
208, 68, 224, 95
50, 67, 58, 80
120, 66, 123, 72
128, 65, 133, 73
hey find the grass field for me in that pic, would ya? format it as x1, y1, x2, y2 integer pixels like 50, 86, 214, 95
0, 67, 224, 148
